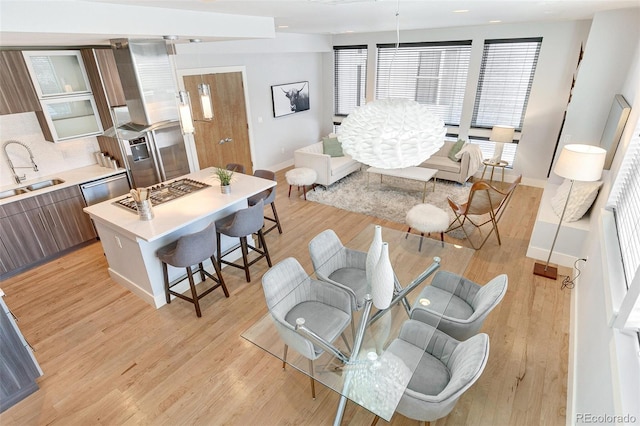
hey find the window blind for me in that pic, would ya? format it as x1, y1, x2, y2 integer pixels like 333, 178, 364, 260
606, 120, 640, 330
472, 38, 542, 130
376, 40, 472, 126
334, 45, 367, 116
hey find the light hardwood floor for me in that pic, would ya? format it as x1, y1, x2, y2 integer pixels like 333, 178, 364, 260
0, 169, 570, 425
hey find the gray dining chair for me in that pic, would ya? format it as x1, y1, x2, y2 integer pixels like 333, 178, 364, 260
248, 169, 282, 235
383, 319, 490, 423
261, 256, 352, 399
215, 200, 272, 282
308, 229, 368, 314
157, 222, 229, 317
409, 271, 508, 341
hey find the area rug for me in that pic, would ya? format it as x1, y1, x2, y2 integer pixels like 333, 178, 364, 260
305, 169, 472, 227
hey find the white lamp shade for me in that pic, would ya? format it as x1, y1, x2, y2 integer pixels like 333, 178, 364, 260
490, 125, 515, 143
339, 98, 446, 169
554, 144, 607, 181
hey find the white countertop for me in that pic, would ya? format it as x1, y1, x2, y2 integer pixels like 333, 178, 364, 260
0, 165, 127, 206
83, 167, 275, 243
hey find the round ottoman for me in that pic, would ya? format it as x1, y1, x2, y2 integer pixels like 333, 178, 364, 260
286, 167, 317, 200
405, 203, 450, 250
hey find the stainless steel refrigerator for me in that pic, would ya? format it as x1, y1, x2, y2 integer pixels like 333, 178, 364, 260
117, 121, 190, 188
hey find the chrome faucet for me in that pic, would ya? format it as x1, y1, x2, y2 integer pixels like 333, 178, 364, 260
3, 140, 39, 184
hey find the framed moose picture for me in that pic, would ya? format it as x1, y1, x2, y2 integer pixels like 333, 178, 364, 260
271, 81, 310, 118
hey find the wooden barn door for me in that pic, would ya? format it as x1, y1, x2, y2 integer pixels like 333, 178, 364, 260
183, 72, 253, 174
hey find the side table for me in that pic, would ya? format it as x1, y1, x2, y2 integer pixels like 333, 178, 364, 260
481, 159, 508, 184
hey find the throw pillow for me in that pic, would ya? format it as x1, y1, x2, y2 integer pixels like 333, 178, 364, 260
550, 179, 603, 222
448, 139, 466, 162
323, 136, 344, 157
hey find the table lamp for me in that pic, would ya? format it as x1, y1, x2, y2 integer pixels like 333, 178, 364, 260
489, 125, 515, 164
533, 144, 606, 279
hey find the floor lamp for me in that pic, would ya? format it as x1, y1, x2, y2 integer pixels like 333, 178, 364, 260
533, 144, 606, 279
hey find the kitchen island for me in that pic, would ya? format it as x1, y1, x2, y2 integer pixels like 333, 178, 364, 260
84, 167, 276, 308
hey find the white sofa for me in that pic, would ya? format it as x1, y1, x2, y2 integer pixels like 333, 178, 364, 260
419, 140, 481, 184
294, 142, 361, 186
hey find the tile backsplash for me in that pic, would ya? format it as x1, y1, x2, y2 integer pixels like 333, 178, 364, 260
0, 112, 99, 187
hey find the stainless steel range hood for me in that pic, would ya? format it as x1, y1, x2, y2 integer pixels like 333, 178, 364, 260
110, 38, 179, 127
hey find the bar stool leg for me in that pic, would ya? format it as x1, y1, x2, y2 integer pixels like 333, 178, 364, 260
240, 236, 251, 282
186, 267, 202, 317
216, 231, 222, 270
210, 255, 230, 297
257, 230, 272, 266
162, 262, 171, 304
271, 203, 282, 234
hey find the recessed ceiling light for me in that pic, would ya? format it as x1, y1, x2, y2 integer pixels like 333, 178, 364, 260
278, 25, 289, 29
453, 9, 469, 13
489, 20, 502, 23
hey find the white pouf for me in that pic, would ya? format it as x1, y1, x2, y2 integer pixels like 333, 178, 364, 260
405, 204, 450, 250
286, 167, 317, 200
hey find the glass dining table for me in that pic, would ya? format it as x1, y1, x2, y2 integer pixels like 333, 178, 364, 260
241, 224, 475, 424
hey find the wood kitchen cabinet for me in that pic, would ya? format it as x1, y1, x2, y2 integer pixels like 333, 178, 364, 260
91, 48, 126, 108
0, 50, 41, 115
0, 292, 43, 413
0, 186, 96, 278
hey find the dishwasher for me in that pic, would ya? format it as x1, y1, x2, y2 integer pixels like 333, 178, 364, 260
80, 172, 131, 206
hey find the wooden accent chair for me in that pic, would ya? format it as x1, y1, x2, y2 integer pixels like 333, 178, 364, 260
446, 175, 522, 249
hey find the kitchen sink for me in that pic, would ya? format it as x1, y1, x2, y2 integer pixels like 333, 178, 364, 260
25, 178, 65, 191
0, 187, 30, 200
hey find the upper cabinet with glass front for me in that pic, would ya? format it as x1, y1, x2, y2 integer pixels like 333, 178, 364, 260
22, 50, 103, 142
22, 51, 92, 98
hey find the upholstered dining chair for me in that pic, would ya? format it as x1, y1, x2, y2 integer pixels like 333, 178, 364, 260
215, 200, 272, 282
225, 163, 246, 174
248, 169, 282, 235
261, 257, 352, 399
308, 229, 368, 315
446, 175, 522, 249
409, 270, 508, 341
381, 319, 490, 424
157, 222, 229, 317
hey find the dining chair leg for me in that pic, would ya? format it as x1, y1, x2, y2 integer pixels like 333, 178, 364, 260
371, 416, 380, 426
309, 359, 316, 400
216, 231, 222, 270
340, 332, 352, 353
282, 344, 288, 369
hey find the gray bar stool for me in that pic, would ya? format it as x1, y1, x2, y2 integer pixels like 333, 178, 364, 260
226, 163, 246, 174
215, 200, 272, 282
157, 222, 229, 317
248, 169, 282, 235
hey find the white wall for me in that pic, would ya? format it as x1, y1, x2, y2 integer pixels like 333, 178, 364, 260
332, 20, 592, 184
566, 8, 640, 425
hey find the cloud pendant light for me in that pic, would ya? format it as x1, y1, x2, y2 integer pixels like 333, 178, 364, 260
339, 98, 446, 169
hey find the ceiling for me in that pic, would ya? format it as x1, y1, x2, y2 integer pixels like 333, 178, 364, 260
1, 0, 639, 47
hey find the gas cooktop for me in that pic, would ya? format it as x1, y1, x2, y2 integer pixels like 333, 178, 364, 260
114, 178, 211, 212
